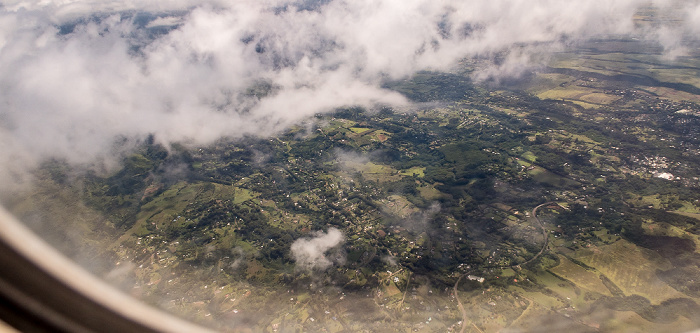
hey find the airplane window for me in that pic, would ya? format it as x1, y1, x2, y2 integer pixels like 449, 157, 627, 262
2, 1, 700, 332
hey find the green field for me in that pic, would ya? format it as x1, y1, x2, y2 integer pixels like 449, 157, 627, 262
9, 41, 700, 332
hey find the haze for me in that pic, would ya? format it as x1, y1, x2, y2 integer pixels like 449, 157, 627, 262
1, 0, 699, 191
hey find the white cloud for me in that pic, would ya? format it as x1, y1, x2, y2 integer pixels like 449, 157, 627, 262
0, 0, 698, 190
145, 16, 184, 29
290, 227, 344, 271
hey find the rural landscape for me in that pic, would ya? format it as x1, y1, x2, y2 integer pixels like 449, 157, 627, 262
6, 36, 700, 332
3, 1, 700, 332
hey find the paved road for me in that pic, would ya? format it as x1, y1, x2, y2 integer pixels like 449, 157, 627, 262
513, 201, 554, 268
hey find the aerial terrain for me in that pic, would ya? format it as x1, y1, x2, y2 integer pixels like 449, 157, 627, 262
3, 1, 700, 333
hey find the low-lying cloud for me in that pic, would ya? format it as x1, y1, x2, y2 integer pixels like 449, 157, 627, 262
1, 0, 699, 192
290, 227, 345, 271
401, 202, 441, 233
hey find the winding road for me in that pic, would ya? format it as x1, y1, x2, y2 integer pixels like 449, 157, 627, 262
453, 201, 559, 333
514, 201, 554, 268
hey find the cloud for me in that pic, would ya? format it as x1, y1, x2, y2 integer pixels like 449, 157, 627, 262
0, 0, 698, 192
290, 227, 344, 271
403, 202, 441, 232
333, 149, 370, 171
